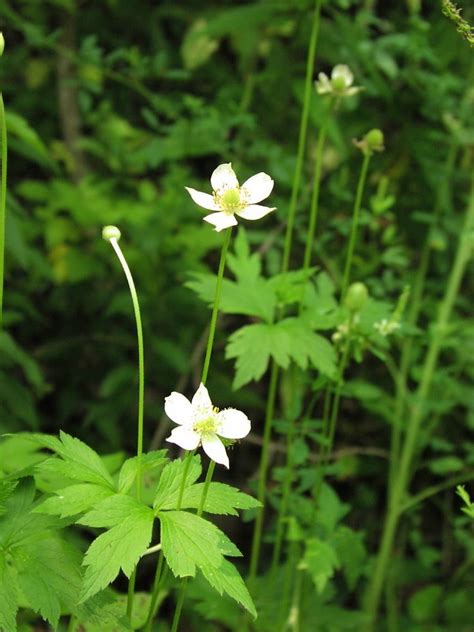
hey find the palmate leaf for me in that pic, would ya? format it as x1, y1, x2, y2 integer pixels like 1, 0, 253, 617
117, 450, 167, 493
34, 483, 115, 518
159, 510, 255, 616
78, 494, 144, 528
158, 481, 261, 515
302, 538, 340, 593
80, 504, 154, 603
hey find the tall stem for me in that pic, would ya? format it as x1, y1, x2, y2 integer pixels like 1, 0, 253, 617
249, 360, 280, 581
340, 151, 371, 300
201, 227, 232, 385
281, 0, 324, 274
364, 178, 474, 625
106, 233, 144, 620
0, 94, 7, 330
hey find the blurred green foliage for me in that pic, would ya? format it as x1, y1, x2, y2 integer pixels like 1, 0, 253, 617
0, 0, 473, 629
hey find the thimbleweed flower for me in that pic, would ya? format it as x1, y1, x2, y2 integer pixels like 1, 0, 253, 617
374, 319, 400, 337
185, 163, 276, 232
165, 383, 251, 468
354, 128, 385, 155
315, 64, 361, 98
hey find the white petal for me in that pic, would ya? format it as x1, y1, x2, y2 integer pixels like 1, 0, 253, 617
332, 64, 353, 87
203, 211, 238, 232
185, 187, 219, 211
217, 408, 251, 440
166, 426, 200, 451
210, 163, 239, 192
235, 204, 276, 221
241, 172, 274, 204
315, 73, 331, 94
191, 383, 213, 413
202, 434, 229, 468
164, 392, 193, 425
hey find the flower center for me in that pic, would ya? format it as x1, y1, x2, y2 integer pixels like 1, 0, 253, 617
193, 406, 220, 436
331, 75, 348, 92
220, 187, 242, 212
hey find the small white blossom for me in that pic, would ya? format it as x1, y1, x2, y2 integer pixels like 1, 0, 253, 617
374, 319, 400, 337
165, 383, 251, 468
315, 64, 361, 97
185, 163, 276, 232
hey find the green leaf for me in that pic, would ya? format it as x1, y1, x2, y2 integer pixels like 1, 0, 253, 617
278, 318, 336, 376
75, 590, 133, 631
34, 483, 115, 518
159, 482, 261, 515
302, 538, 340, 593
31, 431, 115, 489
429, 456, 464, 475
78, 494, 146, 528
408, 584, 443, 623
80, 504, 154, 602
226, 323, 291, 389
331, 526, 367, 591
15, 536, 83, 628
118, 450, 167, 493
200, 559, 256, 618
0, 555, 19, 632
160, 510, 225, 577
0, 480, 18, 516
153, 455, 202, 510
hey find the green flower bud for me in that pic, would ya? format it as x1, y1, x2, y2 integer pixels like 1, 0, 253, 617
365, 128, 384, 152
0, 33, 4, 57
344, 282, 369, 312
102, 225, 121, 241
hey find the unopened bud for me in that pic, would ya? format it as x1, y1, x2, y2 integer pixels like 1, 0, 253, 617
365, 128, 384, 152
344, 282, 369, 312
0, 33, 4, 57
102, 225, 121, 241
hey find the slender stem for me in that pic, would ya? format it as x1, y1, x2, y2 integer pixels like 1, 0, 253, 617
198, 460, 216, 516
249, 360, 280, 581
299, 105, 331, 310
201, 227, 232, 385
67, 615, 76, 632
364, 178, 474, 626
401, 470, 474, 513
143, 551, 165, 631
0, 94, 7, 330
107, 235, 144, 621
281, 0, 323, 274
340, 151, 371, 300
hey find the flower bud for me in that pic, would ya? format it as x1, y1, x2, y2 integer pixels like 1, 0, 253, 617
102, 225, 121, 241
365, 128, 384, 152
344, 282, 369, 312
0, 33, 4, 57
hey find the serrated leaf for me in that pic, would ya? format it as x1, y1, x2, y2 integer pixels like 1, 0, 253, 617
153, 455, 202, 510
200, 559, 256, 618
31, 431, 115, 489
331, 526, 366, 591
75, 590, 132, 631
34, 483, 115, 518
160, 510, 224, 577
278, 318, 336, 377
80, 505, 154, 602
0, 479, 18, 515
0, 555, 19, 632
15, 536, 83, 628
118, 450, 168, 493
226, 323, 291, 389
78, 494, 145, 528
302, 538, 340, 593
159, 481, 261, 515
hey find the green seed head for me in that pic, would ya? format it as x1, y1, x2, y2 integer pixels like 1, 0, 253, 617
331, 75, 347, 92
344, 282, 369, 312
365, 128, 384, 152
221, 188, 241, 210
102, 225, 121, 241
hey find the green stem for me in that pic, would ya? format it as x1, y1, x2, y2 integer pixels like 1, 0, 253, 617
401, 470, 474, 513
201, 227, 232, 385
281, 0, 323, 274
107, 235, 144, 621
299, 105, 331, 309
249, 360, 280, 581
363, 178, 474, 626
340, 151, 371, 300
0, 94, 7, 330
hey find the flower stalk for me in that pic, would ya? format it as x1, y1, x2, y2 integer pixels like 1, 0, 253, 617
0, 91, 8, 330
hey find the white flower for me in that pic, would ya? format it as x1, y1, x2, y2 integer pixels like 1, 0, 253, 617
315, 64, 361, 97
185, 163, 276, 232
165, 383, 251, 468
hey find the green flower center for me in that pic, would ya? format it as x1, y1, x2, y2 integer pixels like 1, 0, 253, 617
220, 188, 242, 211
331, 75, 347, 92
193, 408, 219, 435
